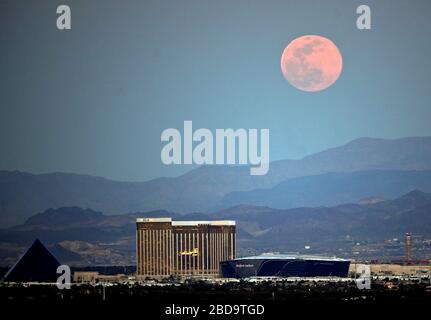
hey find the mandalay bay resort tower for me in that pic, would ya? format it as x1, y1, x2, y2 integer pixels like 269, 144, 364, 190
136, 218, 236, 278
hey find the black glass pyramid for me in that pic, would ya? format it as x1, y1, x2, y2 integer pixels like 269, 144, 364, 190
3, 239, 61, 283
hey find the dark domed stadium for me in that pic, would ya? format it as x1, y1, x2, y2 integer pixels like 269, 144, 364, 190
220, 254, 350, 278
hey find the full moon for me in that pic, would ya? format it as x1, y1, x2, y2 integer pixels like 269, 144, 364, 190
280, 35, 343, 92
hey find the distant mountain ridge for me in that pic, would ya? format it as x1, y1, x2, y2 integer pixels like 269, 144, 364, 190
1, 136, 431, 227
25, 207, 105, 228
1, 190, 431, 266
220, 170, 431, 209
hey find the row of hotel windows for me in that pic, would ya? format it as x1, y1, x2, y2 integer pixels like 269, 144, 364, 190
137, 229, 236, 276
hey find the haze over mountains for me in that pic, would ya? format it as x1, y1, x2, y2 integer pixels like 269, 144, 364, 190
1, 136, 431, 227
221, 170, 431, 209
1, 190, 431, 266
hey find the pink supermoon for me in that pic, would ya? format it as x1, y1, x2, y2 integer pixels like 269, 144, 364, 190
280, 35, 343, 92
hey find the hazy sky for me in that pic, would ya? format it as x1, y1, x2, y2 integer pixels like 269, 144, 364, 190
1, 0, 431, 181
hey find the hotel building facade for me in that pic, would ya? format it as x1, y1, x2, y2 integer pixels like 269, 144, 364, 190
136, 218, 236, 277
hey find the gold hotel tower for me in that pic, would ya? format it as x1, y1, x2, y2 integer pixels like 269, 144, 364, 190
136, 218, 236, 277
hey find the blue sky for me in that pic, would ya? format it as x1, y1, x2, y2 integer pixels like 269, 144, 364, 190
1, 0, 431, 181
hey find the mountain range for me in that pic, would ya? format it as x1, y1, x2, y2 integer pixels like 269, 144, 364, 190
1, 136, 431, 227
1, 190, 431, 266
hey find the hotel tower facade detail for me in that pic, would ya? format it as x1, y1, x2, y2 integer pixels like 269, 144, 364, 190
136, 218, 236, 277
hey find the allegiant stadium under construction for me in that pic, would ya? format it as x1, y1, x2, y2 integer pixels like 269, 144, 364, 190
220, 254, 350, 278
